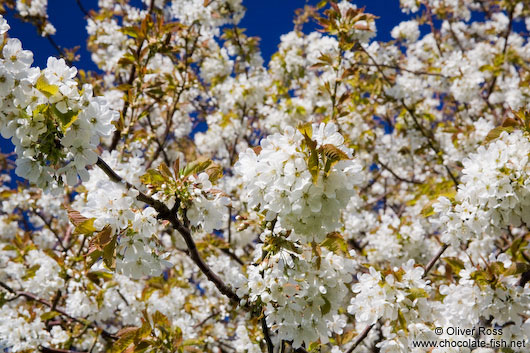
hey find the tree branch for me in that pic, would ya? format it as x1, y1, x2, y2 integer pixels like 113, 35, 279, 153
261, 316, 274, 353
424, 243, 449, 275
74, 0, 93, 19
377, 159, 421, 185
0, 281, 116, 340
358, 46, 459, 189
41, 346, 88, 353
95, 157, 242, 306
346, 323, 374, 353
108, 0, 157, 152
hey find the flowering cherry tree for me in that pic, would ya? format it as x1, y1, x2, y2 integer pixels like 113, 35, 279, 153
0, 0, 529, 352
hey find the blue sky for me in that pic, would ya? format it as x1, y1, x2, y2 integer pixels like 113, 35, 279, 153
0, 0, 408, 156
3, 0, 409, 69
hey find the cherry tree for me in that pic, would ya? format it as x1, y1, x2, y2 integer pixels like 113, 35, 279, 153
0, 0, 529, 352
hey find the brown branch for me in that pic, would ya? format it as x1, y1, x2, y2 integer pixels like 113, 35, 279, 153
352, 61, 449, 78
95, 157, 242, 306
377, 159, 421, 184
261, 316, 274, 353
401, 101, 459, 189
484, 6, 514, 101
35, 212, 66, 251
221, 248, 244, 266
41, 347, 88, 353
109, 0, 157, 152
346, 323, 374, 353
74, 0, 93, 19
0, 281, 116, 340
193, 310, 218, 329
424, 243, 449, 275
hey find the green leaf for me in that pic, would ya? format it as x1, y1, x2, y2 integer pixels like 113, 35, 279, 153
36, 75, 59, 98
407, 288, 429, 300
74, 218, 96, 235
442, 257, 465, 275
134, 320, 152, 344
320, 232, 349, 255
96, 289, 105, 308
87, 226, 114, 269
22, 264, 41, 280
297, 122, 313, 138
483, 126, 514, 145
308, 149, 319, 183
420, 204, 435, 218
158, 162, 173, 179
102, 233, 117, 271
205, 163, 223, 183
152, 311, 170, 327
308, 341, 322, 352
490, 262, 505, 276
0, 292, 7, 308
182, 157, 212, 178
110, 327, 138, 353
470, 269, 494, 286
503, 262, 530, 277
51, 105, 78, 132
397, 309, 408, 333
509, 236, 525, 257
40, 310, 60, 321
87, 249, 103, 268
87, 270, 114, 284
320, 296, 331, 315
140, 169, 168, 190
300, 130, 319, 184
120, 26, 140, 38
133, 341, 151, 353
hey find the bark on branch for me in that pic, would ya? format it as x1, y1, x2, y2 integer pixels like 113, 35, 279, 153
95, 157, 242, 306
0, 281, 116, 340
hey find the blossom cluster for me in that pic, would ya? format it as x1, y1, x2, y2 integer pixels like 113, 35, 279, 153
433, 131, 530, 257
0, 19, 117, 189
15, 0, 56, 35
236, 123, 363, 242
348, 260, 432, 328
74, 150, 171, 279
236, 234, 357, 348
0, 0, 530, 352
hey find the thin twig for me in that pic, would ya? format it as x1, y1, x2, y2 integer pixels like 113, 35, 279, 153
221, 248, 244, 266
352, 61, 450, 78
0, 281, 116, 340
346, 324, 374, 353
193, 310, 218, 329
95, 157, 242, 306
45, 36, 72, 66
358, 46, 459, 189
484, 6, 514, 101
424, 243, 449, 275
261, 316, 274, 353
377, 159, 421, 185
35, 212, 66, 251
75, 0, 93, 19
109, 0, 157, 152
41, 347, 88, 353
